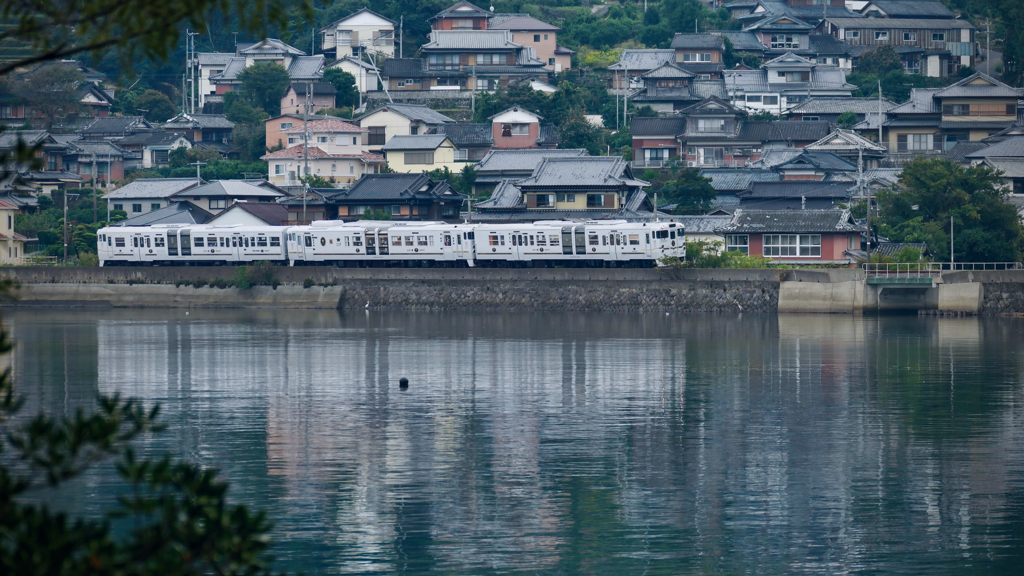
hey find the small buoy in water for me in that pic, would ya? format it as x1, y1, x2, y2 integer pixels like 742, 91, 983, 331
399, 377, 409, 388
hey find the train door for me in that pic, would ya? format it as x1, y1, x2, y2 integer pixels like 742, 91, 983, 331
131, 233, 144, 262
562, 227, 574, 256
301, 232, 314, 261
377, 230, 389, 256
365, 231, 376, 256
442, 231, 456, 261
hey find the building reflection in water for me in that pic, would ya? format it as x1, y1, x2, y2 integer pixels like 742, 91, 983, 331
7, 308, 1024, 574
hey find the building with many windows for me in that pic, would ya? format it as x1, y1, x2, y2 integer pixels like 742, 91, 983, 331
718, 209, 863, 265
318, 8, 396, 60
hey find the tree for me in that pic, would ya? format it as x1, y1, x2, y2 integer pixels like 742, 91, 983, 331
301, 174, 334, 188
658, 169, 717, 215
857, 46, 904, 76
0, 297, 279, 573
224, 91, 268, 126
323, 68, 357, 109
134, 89, 177, 122
558, 112, 605, 156
238, 63, 290, 117
874, 157, 1024, 262
836, 111, 859, 129
0, 0, 311, 76
22, 65, 86, 129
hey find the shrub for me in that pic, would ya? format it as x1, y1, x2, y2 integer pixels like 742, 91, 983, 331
303, 277, 314, 289
230, 266, 254, 291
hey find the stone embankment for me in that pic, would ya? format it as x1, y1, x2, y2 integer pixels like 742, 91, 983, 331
0, 267, 783, 312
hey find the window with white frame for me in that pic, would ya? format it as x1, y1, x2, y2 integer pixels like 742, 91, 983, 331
331, 163, 337, 172
849, 31, 860, 39
275, 164, 284, 174
903, 32, 916, 42
726, 234, 748, 254
476, 53, 504, 65
875, 31, 889, 41
932, 33, 945, 42
908, 133, 933, 150
770, 35, 798, 49
746, 95, 762, 103
763, 95, 779, 105
763, 234, 820, 257
210, 199, 226, 210
697, 118, 725, 132
683, 53, 712, 62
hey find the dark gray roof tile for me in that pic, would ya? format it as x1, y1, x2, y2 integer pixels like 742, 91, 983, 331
720, 208, 862, 233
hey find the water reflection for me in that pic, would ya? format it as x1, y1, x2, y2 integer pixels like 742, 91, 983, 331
8, 309, 1024, 574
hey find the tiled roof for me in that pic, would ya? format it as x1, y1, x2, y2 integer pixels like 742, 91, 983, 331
747, 15, 815, 32
116, 131, 190, 147
608, 49, 675, 71
330, 173, 466, 201
747, 149, 804, 168
884, 117, 942, 127
538, 124, 561, 147
80, 116, 152, 136
196, 52, 234, 66
738, 121, 832, 142
700, 169, 782, 191
675, 215, 733, 233
518, 157, 641, 190
787, 97, 897, 115
934, 72, 1023, 99
355, 103, 454, 125
174, 180, 285, 198
0, 130, 51, 149
806, 128, 887, 152
711, 31, 766, 52
862, 0, 954, 18
690, 80, 728, 99
434, 123, 493, 147
423, 30, 521, 50
808, 35, 851, 55
670, 33, 725, 50
218, 202, 289, 225
720, 208, 862, 233
475, 180, 524, 209
676, 62, 724, 75
965, 137, 1024, 159
209, 58, 246, 81
776, 150, 858, 171
983, 124, 1024, 142
474, 148, 589, 175
740, 181, 855, 198
487, 13, 530, 27
162, 113, 235, 130
261, 145, 333, 159
318, 7, 396, 31
826, 17, 975, 29
116, 201, 213, 226
280, 119, 365, 133
380, 134, 451, 151
886, 88, 943, 114
940, 141, 989, 163
642, 62, 695, 79
984, 159, 1024, 178
286, 56, 326, 80
381, 58, 426, 78
488, 16, 559, 31
239, 38, 305, 56
630, 117, 687, 136
431, 1, 491, 21
67, 140, 127, 157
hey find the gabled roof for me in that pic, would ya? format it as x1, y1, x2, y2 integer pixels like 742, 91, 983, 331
740, 181, 855, 199
434, 123, 493, 147
260, 145, 384, 163
608, 49, 675, 71
103, 178, 202, 200
629, 117, 688, 137
423, 30, 521, 51
329, 173, 466, 202
355, 103, 454, 125
197, 52, 235, 66
944, 141, 990, 163
775, 150, 858, 171
173, 180, 285, 198
860, 0, 954, 18
239, 38, 305, 56
746, 14, 814, 31
538, 124, 561, 147
805, 129, 887, 152
681, 95, 745, 115
475, 180, 524, 209
117, 201, 213, 226
787, 97, 897, 115
642, 62, 695, 79
675, 215, 734, 233
488, 105, 543, 121
488, 15, 560, 31
430, 1, 491, 22
162, 113, 235, 130
886, 88, 942, 114
66, 140, 127, 157
517, 157, 645, 190
711, 31, 766, 52
0, 130, 54, 149
670, 33, 725, 50
474, 148, 589, 175
721, 208, 862, 233
826, 17, 975, 30
983, 124, 1024, 142
280, 118, 365, 133
808, 35, 851, 56
380, 134, 453, 151
747, 148, 804, 168
318, 7, 397, 32
737, 121, 832, 142
79, 116, 153, 137
211, 202, 288, 225
286, 56, 326, 80
934, 72, 1023, 99
116, 131, 191, 147
984, 159, 1024, 178
764, 52, 817, 68
965, 137, 1024, 159
700, 169, 782, 191
331, 56, 379, 71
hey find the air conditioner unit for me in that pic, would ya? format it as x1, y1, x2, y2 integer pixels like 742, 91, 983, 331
687, 161, 696, 167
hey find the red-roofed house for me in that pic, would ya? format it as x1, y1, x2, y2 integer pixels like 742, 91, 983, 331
262, 145, 384, 186
0, 198, 33, 264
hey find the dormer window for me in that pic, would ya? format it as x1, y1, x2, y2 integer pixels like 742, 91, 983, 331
697, 119, 725, 133
770, 35, 798, 49
452, 19, 473, 29
783, 71, 810, 82
501, 123, 529, 137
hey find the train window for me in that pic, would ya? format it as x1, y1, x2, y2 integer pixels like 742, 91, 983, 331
629, 234, 640, 245
107, 236, 111, 246
404, 236, 413, 246
271, 236, 281, 247
457, 235, 462, 245
132, 237, 138, 248
250, 237, 256, 246
391, 236, 401, 246
529, 235, 534, 246
353, 235, 362, 246
670, 231, 676, 239
588, 234, 598, 246
500, 235, 505, 246
467, 232, 474, 240
194, 237, 205, 247
418, 236, 428, 246
304, 236, 311, 247
208, 236, 217, 247
243, 237, 249, 248
537, 235, 546, 246
655, 230, 669, 239
232, 237, 237, 247
549, 235, 559, 246
511, 235, 517, 246
444, 235, 451, 246
489, 234, 499, 246
602, 235, 607, 246
257, 237, 268, 247
345, 237, 351, 247
146, 237, 151, 248
645, 233, 650, 244
115, 237, 125, 247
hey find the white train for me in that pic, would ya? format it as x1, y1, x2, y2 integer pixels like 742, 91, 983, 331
97, 220, 684, 267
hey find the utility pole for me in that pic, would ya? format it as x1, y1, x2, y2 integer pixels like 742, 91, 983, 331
950, 216, 954, 264
63, 189, 68, 262
303, 82, 311, 222
878, 80, 883, 147
986, 20, 991, 76
471, 66, 476, 117
190, 160, 206, 189
400, 16, 403, 59
859, 144, 871, 262
91, 152, 97, 223
105, 156, 111, 223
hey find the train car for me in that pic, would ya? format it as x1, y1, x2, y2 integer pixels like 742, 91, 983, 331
99, 224, 289, 266
473, 220, 684, 267
288, 220, 478, 266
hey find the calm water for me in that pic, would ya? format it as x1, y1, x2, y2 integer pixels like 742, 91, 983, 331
7, 309, 1024, 574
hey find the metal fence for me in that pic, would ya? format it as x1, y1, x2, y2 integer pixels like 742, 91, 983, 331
864, 262, 1023, 278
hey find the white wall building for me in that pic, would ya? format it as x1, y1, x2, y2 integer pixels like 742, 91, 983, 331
319, 8, 397, 60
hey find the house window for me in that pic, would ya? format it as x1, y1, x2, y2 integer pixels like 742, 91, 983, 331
544, 34, 548, 40
763, 234, 798, 257
428, 54, 460, 70
875, 31, 889, 41
769, 35, 798, 49
410, 126, 419, 135
533, 34, 540, 42
368, 126, 386, 145
150, 203, 160, 212
645, 148, 670, 162
548, 58, 555, 66
683, 53, 712, 62
452, 18, 473, 30
586, 194, 605, 208
113, 203, 123, 211
405, 152, 434, 165
746, 95, 762, 103
392, 206, 402, 216
726, 235, 748, 254
288, 137, 300, 144
903, 32, 916, 42
932, 33, 945, 42
275, 164, 284, 174
349, 165, 354, 173
331, 163, 336, 172
945, 104, 970, 116
535, 194, 553, 207
799, 235, 821, 256
784, 71, 810, 82
898, 133, 934, 151
352, 136, 358, 145
697, 147, 725, 165
318, 136, 328, 143
280, 122, 293, 129
697, 119, 724, 132
849, 31, 860, 39
803, 116, 820, 121
210, 199, 226, 210
132, 204, 142, 213
501, 123, 529, 137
